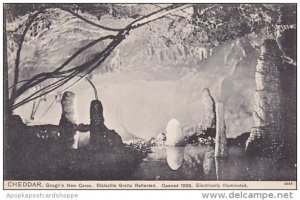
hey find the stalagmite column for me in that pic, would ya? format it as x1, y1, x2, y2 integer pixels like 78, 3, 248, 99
89, 100, 106, 146
90, 100, 105, 135
252, 39, 282, 128
214, 101, 228, 158
89, 99, 123, 148
214, 101, 228, 179
59, 91, 79, 149
246, 39, 284, 158
201, 88, 216, 130
165, 119, 184, 146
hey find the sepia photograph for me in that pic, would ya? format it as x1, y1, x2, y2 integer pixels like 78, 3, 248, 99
2, 2, 297, 190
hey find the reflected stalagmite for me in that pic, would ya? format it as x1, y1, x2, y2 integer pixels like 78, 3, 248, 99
203, 145, 216, 178
166, 147, 184, 170
215, 158, 226, 181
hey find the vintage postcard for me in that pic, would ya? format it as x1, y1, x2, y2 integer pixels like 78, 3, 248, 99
2, 3, 297, 190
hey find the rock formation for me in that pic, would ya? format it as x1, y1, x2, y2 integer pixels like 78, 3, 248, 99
246, 39, 286, 159
253, 40, 282, 127
6, 115, 27, 150
276, 4, 296, 65
156, 132, 166, 146
214, 101, 228, 158
90, 100, 106, 137
200, 88, 216, 137
89, 100, 123, 148
276, 9, 297, 162
59, 91, 79, 149
165, 119, 184, 146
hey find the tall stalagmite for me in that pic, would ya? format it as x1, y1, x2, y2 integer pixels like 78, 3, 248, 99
201, 88, 216, 130
246, 39, 285, 159
89, 99, 123, 148
214, 101, 228, 158
59, 91, 79, 149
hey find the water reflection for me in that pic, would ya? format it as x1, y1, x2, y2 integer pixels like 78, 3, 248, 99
132, 144, 296, 180
215, 158, 226, 180
184, 144, 217, 180
164, 144, 250, 180
203, 145, 216, 178
166, 144, 218, 179
166, 147, 184, 170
